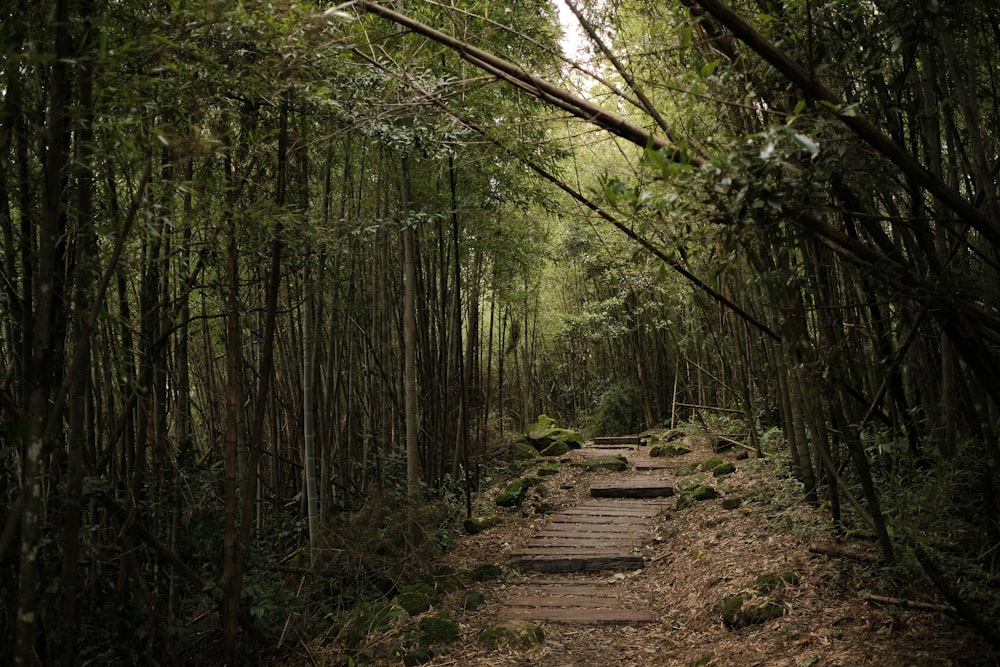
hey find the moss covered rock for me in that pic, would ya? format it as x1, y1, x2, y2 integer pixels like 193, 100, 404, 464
713, 462, 736, 477
461, 589, 486, 611
754, 571, 800, 593
540, 440, 570, 456
722, 593, 784, 628
522, 415, 584, 452
510, 441, 540, 461
535, 502, 558, 514
700, 456, 724, 472
528, 414, 557, 432
528, 427, 583, 452
396, 583, 441, 616
677, 484, 720, 510
570, 455, 628, 472
537, 463, 561, 476
721, 572, 797, 629
677, 462, 700, 476
650, 444, 691, 457
463, 516, 502, 534
479, 619, 545, 650
721, 592, 785, 628
721, 497, 743, 510
495, 477, 540, 507
418, 612, 459, 643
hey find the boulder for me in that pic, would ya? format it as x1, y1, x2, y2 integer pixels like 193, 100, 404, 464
495, 477, 540, 507
479, 619, 545, 650
510, 441, 540, 461
536, 463, 561, 476
570, 455, 628, 472
463, 516, 502, 534
700, 456, 724, 472
396, 583, 441, 616
677, 484, 719, 510
721, 497, 743, 510
713, 462, 736, 477
650, 444, 691, 457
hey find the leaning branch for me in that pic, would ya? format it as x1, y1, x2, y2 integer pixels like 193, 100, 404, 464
354, 49, 781, 342
356, 1, 700, 165
690, 0, 1000, 249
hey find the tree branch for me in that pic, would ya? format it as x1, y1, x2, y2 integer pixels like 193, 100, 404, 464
689, 0, 1000, 249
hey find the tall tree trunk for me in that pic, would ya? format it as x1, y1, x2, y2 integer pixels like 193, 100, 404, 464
302, 263, 319, 560
222, 162, 242, 665
16, 0, 70, 660
401, 154, 421, 545
59, 2, 96, 661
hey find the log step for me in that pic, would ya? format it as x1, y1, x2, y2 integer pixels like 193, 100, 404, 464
500, 583, 654, 624
592, 436, 643, 446
509, 553, 644, 573
499, 606, 654, 624
590, 480, 675, 499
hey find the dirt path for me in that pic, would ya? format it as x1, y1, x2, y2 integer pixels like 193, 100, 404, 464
429, 434, 993, 666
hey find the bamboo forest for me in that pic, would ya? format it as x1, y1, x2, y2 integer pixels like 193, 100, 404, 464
2, 0, 999, 664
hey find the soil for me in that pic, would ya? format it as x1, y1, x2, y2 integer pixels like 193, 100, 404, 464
323, 432, 997, 666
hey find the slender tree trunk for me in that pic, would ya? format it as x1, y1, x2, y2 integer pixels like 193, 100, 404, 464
302, 264, 319, 560
401, 154, 421, 544
16, 0, 69, 660
222, 163, 242, 665
59, 3, 96, 661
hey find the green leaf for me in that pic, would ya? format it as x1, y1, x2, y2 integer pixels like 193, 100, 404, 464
793, 100, 806, 115
793, 133, 819, 157
700, 59, 720, 77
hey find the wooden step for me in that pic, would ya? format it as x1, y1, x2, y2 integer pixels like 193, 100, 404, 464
590, 480, 675, 499
510, 552, 644, 573
592, 436, 643, 446
500, 606, 654, 623
536, 523, 638, 535
500, 583, 654, 623
560, 506, 663, 517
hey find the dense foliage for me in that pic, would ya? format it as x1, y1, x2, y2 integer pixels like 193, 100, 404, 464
1, 0, 998, 662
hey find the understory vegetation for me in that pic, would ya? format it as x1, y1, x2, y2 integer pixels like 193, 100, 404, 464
2, 0, 999, 663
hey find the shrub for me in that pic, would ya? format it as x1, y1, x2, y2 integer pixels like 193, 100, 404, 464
588, 383, 642, 437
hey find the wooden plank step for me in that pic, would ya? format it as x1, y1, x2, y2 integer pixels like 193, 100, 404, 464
510, 555, 644, 573
590, 480, 675, 499
593, 436, 643, 446
499, 606, 654, 623
510, 545, 637, 555
634, 463, 670, 471
549, 515, 651, 525
560, 507, 662, 517
528, 533, 637, 543
536, 525, 637, 535
575, 499, 669, 508
505, 595, 626, 608
506, 585, 621, 597
522, 541, 637, 550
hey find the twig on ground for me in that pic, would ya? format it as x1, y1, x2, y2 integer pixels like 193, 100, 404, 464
861, 592, 954, 614
808, 542, 880, 563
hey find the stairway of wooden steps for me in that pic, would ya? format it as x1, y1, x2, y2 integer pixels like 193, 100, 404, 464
501, 441, 673, 624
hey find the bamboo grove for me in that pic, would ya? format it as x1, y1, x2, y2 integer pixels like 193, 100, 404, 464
2, 0, 1000, 663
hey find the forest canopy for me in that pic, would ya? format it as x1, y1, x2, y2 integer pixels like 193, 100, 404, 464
2, 0, 999, 663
